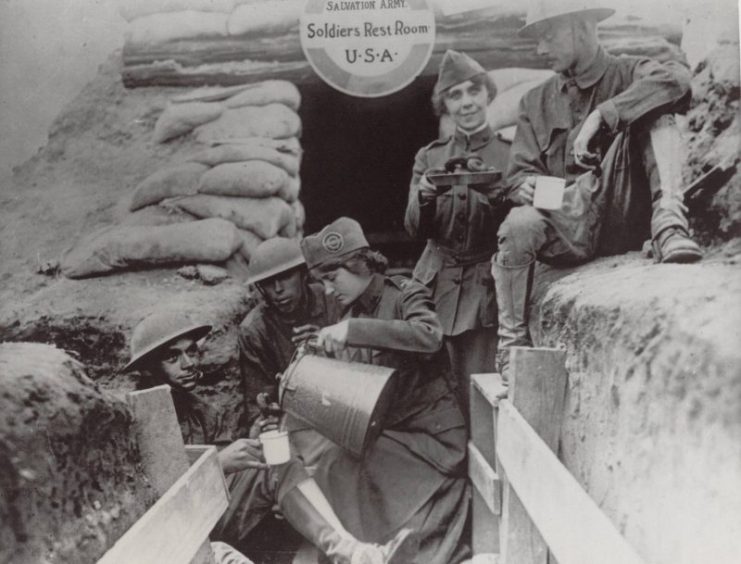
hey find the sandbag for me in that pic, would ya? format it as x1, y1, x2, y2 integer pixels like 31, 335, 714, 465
153, 102, 224, 143
120, 205, 197, 226
279, 176, 300, 203
194, 104, 301, 143
487, 68, 554, 95
171, 84, 259, 104
227, 1, 302, 36
130, 162, 209, 211
127, 11, 229, 45
118, 0, 235, 22
188, 143, 300, 176
167, 195, 293, 239
60, 218, 241, 279
224, 80, 301, 111
198, 161, 289, 198
238, 228, 263, 260
207, 136, 302, 156
291, 200, 305, 231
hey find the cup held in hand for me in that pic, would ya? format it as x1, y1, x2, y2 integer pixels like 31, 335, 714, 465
533, 176, 566, 210
259, 430, 291, 465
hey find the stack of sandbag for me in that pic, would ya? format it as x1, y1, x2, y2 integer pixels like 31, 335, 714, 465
60, 78, 305, 280
120, 0, 303, 46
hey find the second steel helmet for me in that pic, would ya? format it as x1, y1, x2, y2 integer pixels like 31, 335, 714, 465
247, 237, 306, 286
519, 0, 615, 38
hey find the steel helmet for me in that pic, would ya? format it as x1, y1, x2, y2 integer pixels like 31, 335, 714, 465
247, 237, 306, 286
519, 0, 615, 38
122, 310, 211, 373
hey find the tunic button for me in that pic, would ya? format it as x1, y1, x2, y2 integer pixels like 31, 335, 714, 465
456, 234, 464, 243
456, 212, 465, 221
458, 193, 467, 200
453, 278, 461, 285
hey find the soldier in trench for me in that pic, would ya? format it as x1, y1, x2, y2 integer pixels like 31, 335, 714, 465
492, 0, 702, 381
125, 243, 414, 564
405, 49, 512, 416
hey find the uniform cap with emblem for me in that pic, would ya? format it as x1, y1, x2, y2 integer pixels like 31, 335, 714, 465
434, 49, 487, 96
123, 310, 211, 373
519, 0, 615, 37
247, 237, 306, 286
300, 217, 369, 269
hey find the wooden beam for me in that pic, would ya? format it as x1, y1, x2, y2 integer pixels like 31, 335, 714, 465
497, 401, 645, 564
126, 386, 219, 564
468, 442, 501, 515
98, 447, 229, 564
470, 372, 506, 555
499, 347, 567, 564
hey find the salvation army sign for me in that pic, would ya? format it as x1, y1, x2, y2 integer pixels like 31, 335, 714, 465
300, 0, 436, 97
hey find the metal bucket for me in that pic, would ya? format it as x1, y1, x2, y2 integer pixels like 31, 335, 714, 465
280, 354, 398, 457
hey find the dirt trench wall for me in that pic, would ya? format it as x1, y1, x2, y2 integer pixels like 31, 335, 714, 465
531, 256, 741, 564
0, 343, 157, 564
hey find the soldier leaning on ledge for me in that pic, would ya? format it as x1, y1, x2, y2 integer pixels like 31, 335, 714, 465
492, 0, 702, 380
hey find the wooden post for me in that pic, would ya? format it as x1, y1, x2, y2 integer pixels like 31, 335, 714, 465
127, 385, 217, 564
499, 347, 568, 564
470, 372, 507, 556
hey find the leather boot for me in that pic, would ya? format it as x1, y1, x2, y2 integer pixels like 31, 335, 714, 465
491, 258, 534, 384
646, 115, 702, 264
279, 479, 418, 564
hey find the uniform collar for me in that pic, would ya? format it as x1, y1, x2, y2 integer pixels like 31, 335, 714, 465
558, 47, 609, 91
352, 273, 385, 315
453, 122, 493, 146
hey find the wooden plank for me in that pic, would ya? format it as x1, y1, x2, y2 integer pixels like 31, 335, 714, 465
98, 447, 229, 564
472, 372, 508, 409
186, 445, 212, 465
499, 347, 567, 564
470, 373, 502, 554
468, 442, 501, 515
127, 385, 190, 495
497, 401, 645, 564
126, 386, 218, 564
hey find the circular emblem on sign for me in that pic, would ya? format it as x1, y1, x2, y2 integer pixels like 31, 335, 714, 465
322, 232, 345, 253
300, 0, 436, 98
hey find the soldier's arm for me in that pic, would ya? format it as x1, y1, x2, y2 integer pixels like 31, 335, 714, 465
237, 318, 280, 423
404, 146, 437, 239
345, 280, 443, 354
597, 57, 692, 133
505, 96, 549, 202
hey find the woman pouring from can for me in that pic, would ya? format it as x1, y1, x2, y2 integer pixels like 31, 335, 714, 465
301, 217, 470, 564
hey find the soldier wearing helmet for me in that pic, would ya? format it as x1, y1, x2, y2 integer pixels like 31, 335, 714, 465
238, 236, 342, 418
492, 0, 702, 380
405, 49, 511, 416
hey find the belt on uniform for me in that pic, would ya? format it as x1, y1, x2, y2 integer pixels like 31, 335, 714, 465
430, 241, 497, 267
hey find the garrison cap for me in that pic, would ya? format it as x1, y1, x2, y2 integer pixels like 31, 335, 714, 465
519, 0, 615, 37
301, 217, 369, 269
434, 50, 487, 96
247, 237, 306, 286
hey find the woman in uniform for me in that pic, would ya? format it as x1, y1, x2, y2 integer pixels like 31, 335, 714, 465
302, 216, 470, 564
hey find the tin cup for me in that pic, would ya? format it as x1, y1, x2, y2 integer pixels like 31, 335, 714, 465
259, 430, 291, 465
533, 176, 566, 210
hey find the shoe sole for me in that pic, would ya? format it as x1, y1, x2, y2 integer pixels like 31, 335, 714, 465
661, 248, 703, 264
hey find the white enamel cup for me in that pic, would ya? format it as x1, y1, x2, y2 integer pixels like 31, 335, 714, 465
533, 176, 566, 210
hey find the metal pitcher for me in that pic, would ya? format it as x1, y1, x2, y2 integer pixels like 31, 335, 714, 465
280, 352, 398, 457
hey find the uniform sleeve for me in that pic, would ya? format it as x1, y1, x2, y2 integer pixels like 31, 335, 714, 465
505, 95, 550, 194
345, 281, 443, 353
404, 146, 437, 239
238, 315, 280, 421
597, 58, 691, 132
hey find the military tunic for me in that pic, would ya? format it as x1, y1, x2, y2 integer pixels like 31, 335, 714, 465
503, 47, 692, 261
405, 125, 511, 412
314, 274, 470, 564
